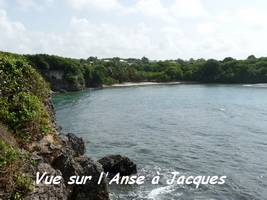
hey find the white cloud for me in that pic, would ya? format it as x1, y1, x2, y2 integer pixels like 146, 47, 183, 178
1, 1, 267, 60
233, 8, 267, 31
170, 0, 207, 18
194, 7, 267, 59
16, 0, 54, 11
132, 0, 169, 20
0, 0, 7, 8
128, 0, 207, 23
64, 17, 156, 58
0, 9, 31, 52
67, 0, 122, 11
197, 22, 216, 34
0, 11, 189, 59
67, 0, 207, 23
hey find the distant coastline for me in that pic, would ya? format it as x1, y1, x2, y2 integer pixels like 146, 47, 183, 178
242, 83, 267, 88
2, 51, 267, 93
103, 82, 267, 89
103, 81, 183, 88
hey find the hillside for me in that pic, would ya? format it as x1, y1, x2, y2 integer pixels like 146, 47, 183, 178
0, 53, 109, 199
2, 51, 267, 93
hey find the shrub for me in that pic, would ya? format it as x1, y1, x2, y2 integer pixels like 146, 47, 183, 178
0, 140, 18, 169
14, 173, 33, 194
0, 92, 51, 141
0, 56, 50, 100
10, 192, 23, 200
0, 56, 52, 142
0, 140, 33, 199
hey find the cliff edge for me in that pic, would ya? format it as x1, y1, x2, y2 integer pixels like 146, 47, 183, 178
0, 53, 109, 199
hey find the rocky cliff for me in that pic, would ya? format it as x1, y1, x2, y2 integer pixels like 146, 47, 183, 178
0, 54, 109, 199
0, 53, 137, 200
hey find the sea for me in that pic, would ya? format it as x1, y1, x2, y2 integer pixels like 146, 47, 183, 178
53, 84, 267, 200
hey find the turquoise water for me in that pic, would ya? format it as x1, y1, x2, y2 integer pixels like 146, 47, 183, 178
53, 84, 267, 200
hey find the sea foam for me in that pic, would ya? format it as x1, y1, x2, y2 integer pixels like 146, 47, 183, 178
147, 185, 178, 199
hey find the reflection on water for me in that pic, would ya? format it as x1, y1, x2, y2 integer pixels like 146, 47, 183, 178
53, 84, 267, 200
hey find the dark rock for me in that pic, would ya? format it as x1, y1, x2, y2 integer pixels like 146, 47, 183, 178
59, 89, 67, 93
98, 155, 137, 177
44, 96, 56, 125
53, 153, 79, 182
66, 133, 85, 156
57, 125, 63, 132
25, 163, 69, 200
72, 156, 109, 200
59, 134, 69, 145
58, 134, 77, 158
53, 153, 109, 200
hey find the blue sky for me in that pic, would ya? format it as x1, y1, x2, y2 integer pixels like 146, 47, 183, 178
1, 0, 267, 60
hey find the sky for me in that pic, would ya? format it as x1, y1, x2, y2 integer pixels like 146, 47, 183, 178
1, 0, 267, 60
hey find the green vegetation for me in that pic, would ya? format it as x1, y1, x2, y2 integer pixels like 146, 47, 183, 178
2, 51, 267, 92
0, 54, 52, 142
0, 139, 33, 200
0, 92, 51, 142
1, 50, 267, 199
13, 173, 33, 195
0, 139, 18, 169
0, 53, 53, 199
23, 54, 267, 91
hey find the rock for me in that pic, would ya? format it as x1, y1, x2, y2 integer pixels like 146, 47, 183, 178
98, 155, 137, 177
33, 134, 62, 164
66, 133, 85, 156
59, 89, 67, 93
57, 125, 63, 132
30, 152, 43, 165
53, 153, 79, 182
25, 163, 69, 200
53, 153, 109, 200
72, 156, 109, 200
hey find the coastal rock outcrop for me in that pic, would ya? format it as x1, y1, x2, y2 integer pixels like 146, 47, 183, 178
98, 155, 137, 177
36, 69, 85, 91
25, 163, 69, 200
1, 53, 111, 200
66, 133, 86, 156
71, 157, 109, 200
52, 135, 109, 200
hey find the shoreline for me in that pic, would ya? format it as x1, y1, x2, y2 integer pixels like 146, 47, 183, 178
102, 81, 189, 88
52, 82, 267, 95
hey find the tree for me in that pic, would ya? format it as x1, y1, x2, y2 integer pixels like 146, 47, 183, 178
164, 63, 183, 80
141, 56, 149, 64
197, 59, 222, 82
247, 55, 256, 60
223, 57, 235, 62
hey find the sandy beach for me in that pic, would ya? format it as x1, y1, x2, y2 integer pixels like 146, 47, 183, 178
103, 82, 182, 88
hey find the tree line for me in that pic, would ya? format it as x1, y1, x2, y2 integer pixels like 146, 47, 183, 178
2, 51, 267, 91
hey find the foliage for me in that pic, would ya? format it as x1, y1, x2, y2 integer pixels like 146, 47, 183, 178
13, 173, 33, 194
0, 53, 51, 199
0, 55, 50, 99
22, 53, 267, 90
0, 140, 18, 169
10, 192, 24, 200
0, 55, 52, 142
0, 92, 51, 141
0, 139, 32, 199
1, 51, 267, 91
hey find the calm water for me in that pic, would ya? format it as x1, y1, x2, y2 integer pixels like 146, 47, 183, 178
53, 84, 267, 200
